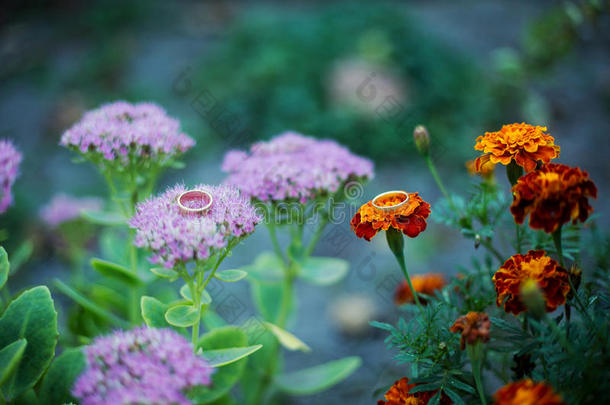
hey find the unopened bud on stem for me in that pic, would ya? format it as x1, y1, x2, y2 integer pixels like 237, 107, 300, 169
413, 125, 430, 156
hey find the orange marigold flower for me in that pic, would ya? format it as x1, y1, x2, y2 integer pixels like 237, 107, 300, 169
395, 273, 446, 305
466, 159, 495, 180
449, 312, 491, 350
493, 250, 570, 315
493, 379, 565, 405
510, 163, 597, 233
474, 123, 559, 172
351, 191, 431, 241
377, 377, 452, 405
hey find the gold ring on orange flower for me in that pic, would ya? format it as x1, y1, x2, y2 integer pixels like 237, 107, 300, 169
371, 190, 409, 212
177, 189, 213, 215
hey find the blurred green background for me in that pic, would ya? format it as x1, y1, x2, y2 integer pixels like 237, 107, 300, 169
1, 1, 609, 403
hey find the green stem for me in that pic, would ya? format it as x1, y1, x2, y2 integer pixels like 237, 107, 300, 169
467, 342, 487, 405
480, 238, 505, 263
552, 227, 565, 267
188, 275, 201, 345
305, 214, 328, 257
426, 155, 457, 213
515, 223, 523, 254
386, 229, 423, 311
544, 313, 573, 355
267, 215, 287, 266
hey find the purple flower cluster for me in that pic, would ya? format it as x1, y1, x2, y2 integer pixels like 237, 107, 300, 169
222, 131, 374, 203
73, 327, 213, 405
0, 139, 22, 214
60, 101, 195, 165
40, 194, 103, 228
129, 184, 261, 269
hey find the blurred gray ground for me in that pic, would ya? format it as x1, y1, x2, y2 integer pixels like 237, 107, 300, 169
1, 1, 609, 404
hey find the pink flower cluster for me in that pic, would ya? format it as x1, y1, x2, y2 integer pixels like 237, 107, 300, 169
60, 101, 195, 165
129, 184, 261, 269
73, 327, 213, 405
40, 194, 103, 228
222, 131, 374, 203
0, 139, 22, 213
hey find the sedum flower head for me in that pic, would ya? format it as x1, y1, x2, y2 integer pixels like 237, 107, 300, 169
493, 379, 565, 405
60, 101, 194, 166
474, 123, 559, 172
351, 192, 430, 241
222, 131, 374, 204
493, 250, 570, 315
510, 163, 597, 233
450, 311, 491, 350
394, 273, 446, 305
0, 139, 22, 213
40, 194, 103, 228
130, 184, 261, 269
72, 327, 213, 405
377, 377, 453, 405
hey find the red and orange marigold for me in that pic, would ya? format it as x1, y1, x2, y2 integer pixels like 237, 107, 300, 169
493, 250, 570, 315
377, 377, 452, 405
395, 273, 446, 305
474, 123, 559, 173
511, 163, 597, 233
449, 312, 491, 350
351, 192, 431, 241
493, 379, 565, 405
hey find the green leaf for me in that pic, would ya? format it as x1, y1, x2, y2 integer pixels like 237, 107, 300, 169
447, 377, 476, 394
38, 348, 85, 405
242, 252, 284, 282
53, 279, 130, 328
0, 246, 8, 290
7, 240, 33, 276
199, 345, 262, 367
179, 286, 211, 306
150, 267, 178, 281
141, 296, 171, 328
298, 257, 349, 286
443, 387, 466, 405
275, 356, 362, 395
81, 210, 125, 226
214, 270, 247, 282
190, 327, 249, 404
179, 284, 193, 301
0, 286, 58, 400
91, 258, 142, 286
202, 310, 227, 331
263, 322, 310, 352
165, 304, 199, 327
99, 228, 129, 264
250, 281, 294, 323
0, 339, 27, 387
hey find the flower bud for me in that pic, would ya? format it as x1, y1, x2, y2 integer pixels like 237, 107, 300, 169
567, 265, 582, 299
520, 279, 545, 319
413, 125, 430, 156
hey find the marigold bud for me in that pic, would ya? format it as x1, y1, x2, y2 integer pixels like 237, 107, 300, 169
520, 279, 545, 319
567, 265, 582, 299
413, 125, 430, 156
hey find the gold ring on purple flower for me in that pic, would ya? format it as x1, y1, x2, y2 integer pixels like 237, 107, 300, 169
177, 189, 213, 214
371, 190, 409, 212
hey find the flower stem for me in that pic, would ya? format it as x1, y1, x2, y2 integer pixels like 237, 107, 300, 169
425, 155, 456, 213
480, 238, 505, 263
386, 228, 423, 311
267, 211, 287, 266
552, 227, 565, 267
467, 342, 487, 405
305, 213, 329, 257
